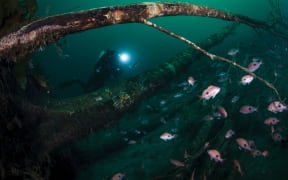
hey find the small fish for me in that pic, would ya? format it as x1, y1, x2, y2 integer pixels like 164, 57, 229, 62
203, 174, 206, 180
264, 117, 280, 125
233, 159, 243, 176
272, 133, 283, 142
174, 93, 183, 98
239, 74, 254, 85
236, 138, 252, 151
248, 140, 257, 150
271, 125, 275, 134
111, 173, 125, 180
160, 132, 176, 141
225, 129, 235, 138
213, 111, 222, 119
217, 106, 228, 118
207, 149, 224, 162
127, 140, 137, 145
247, 60, 262, 72
170, 159, 185, 167
33, 75, 51, 94
217, 72, 229, 83
184, 149, 188, 158
268, 101, 287, 113
159, 100, 167, 106
203, 142, 210, 149
190, 169, 196, 180
262, 150, 269, 157
97, 50, 106, 59
95, 96, 103, 101
276, 126, 284, 132
200, 85, 221, 100
187, 76, 196, 86
202, 114, 214, 121
227, 48, 239, 56
231, 95, 240, 103
239, 105, 257, 114
250, 149, 262, 157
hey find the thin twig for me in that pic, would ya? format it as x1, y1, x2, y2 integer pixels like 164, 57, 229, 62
141, 18, 281, 100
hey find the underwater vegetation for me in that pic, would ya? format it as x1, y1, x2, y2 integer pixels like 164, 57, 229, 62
0, 1, 287, 180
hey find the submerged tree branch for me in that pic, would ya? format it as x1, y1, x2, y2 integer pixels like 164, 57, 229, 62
141, 19, 282, 100
0, 2, 285, 63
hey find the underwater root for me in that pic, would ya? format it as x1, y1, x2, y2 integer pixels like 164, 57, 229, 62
0, 2, 287, 63
141, 18, 282, 101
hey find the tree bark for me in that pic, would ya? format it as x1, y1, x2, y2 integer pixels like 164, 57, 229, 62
0, 2, 277, 63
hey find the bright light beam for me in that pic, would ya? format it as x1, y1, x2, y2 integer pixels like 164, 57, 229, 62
119, 53, 130, 63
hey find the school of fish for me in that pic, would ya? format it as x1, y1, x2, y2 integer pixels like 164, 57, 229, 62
109, 48, 287, 179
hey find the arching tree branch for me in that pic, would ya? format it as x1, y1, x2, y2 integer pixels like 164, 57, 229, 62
0, 2, 284, 63
141, 19, 281, 100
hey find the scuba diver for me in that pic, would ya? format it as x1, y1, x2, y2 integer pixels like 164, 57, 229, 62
58, 49, 125, 93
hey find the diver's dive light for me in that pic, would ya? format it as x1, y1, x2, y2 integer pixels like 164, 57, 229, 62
119, 52, 130, 63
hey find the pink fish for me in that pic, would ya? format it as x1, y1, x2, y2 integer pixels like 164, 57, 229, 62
187, 76, 196, 86
160, 132, 176, 141
236, 138, 252, 151
272, 133, 283, 142
247, 60, 262, 72
271, 125, 275, 134
262, 150, 269, 157
248, 140, 257, 150
184, 149, 188, 158
268, 101, 287, 113
250, 149, 262, 157
190, 169, 196, 180
239, 75, 254, 85
111, 173, 125, 180
200, 85, 221, 100
233, 159, 243, 176
207, 149, 224, 162
217, 106, 228, 118
170, 159, 185, 167
239, 105, 257, 114
264, 117, 280, 125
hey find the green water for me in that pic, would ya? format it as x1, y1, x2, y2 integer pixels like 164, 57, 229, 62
33, 0, 282, 98
31, 1, 288, 179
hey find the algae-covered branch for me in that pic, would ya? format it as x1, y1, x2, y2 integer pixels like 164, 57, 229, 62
0, 2, 284, 63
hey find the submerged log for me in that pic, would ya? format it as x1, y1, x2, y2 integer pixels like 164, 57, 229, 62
0, 2, 284, 63
23, 24, 236, 153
